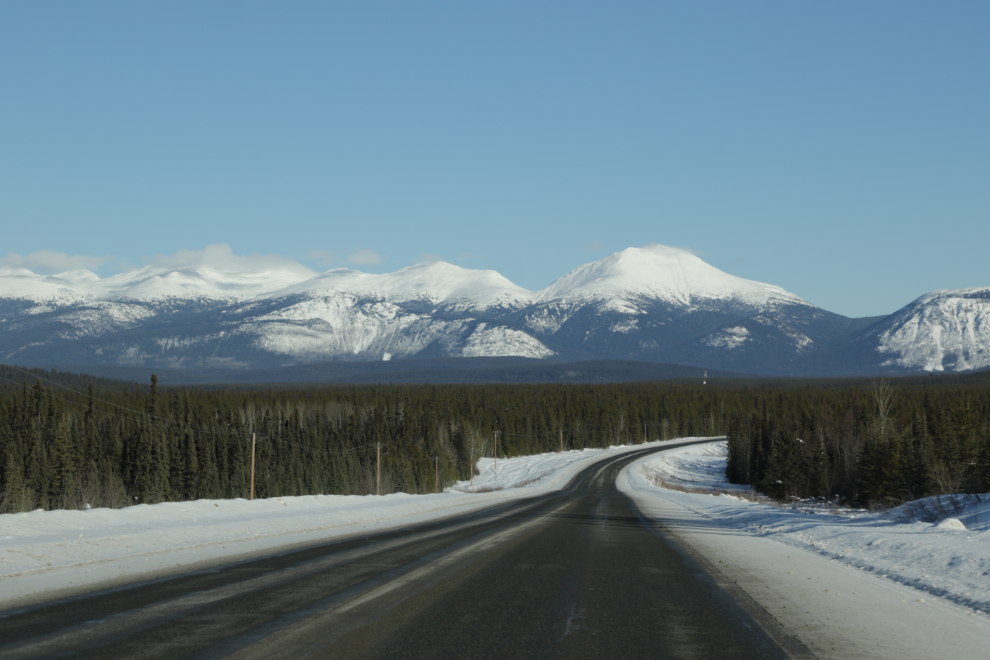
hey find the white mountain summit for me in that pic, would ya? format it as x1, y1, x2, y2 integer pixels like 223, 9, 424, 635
0, 264, 314, 304
535, 244, 810, 312
270, 261, 535, 312
0, 245, 805, 313
0, 245, 986, 376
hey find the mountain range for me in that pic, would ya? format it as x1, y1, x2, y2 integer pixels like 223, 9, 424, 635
1, 244, 987, 378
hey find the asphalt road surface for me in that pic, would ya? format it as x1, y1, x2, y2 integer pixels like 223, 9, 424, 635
0, 441, 809, 659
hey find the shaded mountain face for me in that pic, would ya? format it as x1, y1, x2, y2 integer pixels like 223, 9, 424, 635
0, 247, 986, 376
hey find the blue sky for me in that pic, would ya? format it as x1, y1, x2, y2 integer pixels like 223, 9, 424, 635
1, 1, 987, 318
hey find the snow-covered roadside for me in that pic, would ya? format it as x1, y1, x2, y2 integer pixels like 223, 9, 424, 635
0, 438, 694, 610
620, 442, 990, 660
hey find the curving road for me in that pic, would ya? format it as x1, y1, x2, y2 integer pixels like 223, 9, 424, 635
0, 441, 807, 659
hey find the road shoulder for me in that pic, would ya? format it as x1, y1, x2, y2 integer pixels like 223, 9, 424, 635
618, 456, 990, 660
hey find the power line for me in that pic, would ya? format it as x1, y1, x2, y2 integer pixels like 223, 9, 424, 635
0, 367, 246, 438
0, 369, 379, 457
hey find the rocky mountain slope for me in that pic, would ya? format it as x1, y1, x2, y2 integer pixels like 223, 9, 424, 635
870, 288, 990, 372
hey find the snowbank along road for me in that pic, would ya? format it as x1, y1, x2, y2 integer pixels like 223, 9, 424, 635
621, 444, 990, 660
3, 438, 989, 659
0, 440, 804, 659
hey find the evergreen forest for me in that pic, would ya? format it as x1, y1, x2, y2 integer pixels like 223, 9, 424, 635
1, 366, 988, 513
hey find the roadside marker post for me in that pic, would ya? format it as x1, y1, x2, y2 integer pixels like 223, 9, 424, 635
493, 431, 500, 472
250, 433, 256, 500
376, 443, 382, 496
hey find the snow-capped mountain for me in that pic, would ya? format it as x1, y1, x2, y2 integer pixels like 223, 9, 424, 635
536, 244, 807, 312
270, 262, 535, 313
0, 263, 313, 304
512, 245, 840, 370
0, 246, 986, 376
0, 263, 319, 362
875, 288, 990, 372
0, 259, 551, 366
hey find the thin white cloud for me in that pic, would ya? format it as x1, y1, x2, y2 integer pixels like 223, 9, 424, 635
578, 240, 606, 253
1, 250, 113, 274
666, 244, 706, 257
147, 244, 317, 276
348, 249, 385, 265
416, 253, 446, 263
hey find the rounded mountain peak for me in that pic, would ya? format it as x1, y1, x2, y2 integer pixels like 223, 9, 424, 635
536, 244, 809, 310
272, 260, 534, 310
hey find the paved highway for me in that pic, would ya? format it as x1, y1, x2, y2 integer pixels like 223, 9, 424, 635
0, 441, 808, 659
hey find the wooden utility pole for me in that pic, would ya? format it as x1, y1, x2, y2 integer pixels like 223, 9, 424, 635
376, 443, 382, 496
560, 428, 563, 453
250, 433, 256, 500
470, 440, 474, 488
434, 457, 439, 494
493, 431, 499, 472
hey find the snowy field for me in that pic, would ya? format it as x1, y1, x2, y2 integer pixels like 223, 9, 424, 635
622, 443, 990, 659
0, 439, 690, 610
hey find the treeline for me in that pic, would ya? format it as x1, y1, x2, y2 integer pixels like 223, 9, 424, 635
0, 376, 723, 512
0, 364, 136, 394
725, 380, 990, 505
2, 373, 988, 513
